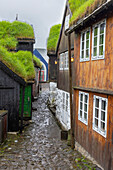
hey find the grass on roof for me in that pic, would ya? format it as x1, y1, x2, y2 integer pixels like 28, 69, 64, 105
69, 0, 107, 25
33, 55, 42, 68
0, 46, 35, 81
47, 24, 61, 52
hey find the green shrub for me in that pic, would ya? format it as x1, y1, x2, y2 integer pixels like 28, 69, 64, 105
47, 24, 61, 52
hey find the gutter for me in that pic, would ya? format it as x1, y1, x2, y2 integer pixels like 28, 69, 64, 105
65, 0, 113, 35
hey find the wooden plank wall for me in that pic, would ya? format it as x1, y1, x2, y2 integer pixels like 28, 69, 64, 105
73, 11, 113, 169
0, 69, 20, 132
74, 90, 113, 169
74, 12, 113, 91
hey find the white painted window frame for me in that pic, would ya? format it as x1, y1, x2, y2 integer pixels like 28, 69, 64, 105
59, 51, 69, 70
93, 95, 108, 138
64, 51, 69, 70
92, 19, 106, 60
80, 28, 90, 62
59, 53, 63, 70
78, 91, 89, 125
62, 91, 70, 124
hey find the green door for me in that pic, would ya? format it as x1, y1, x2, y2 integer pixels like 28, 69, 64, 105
19, 85, 32, 119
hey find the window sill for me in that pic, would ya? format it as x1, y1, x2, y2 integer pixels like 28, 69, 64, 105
93, 127, 106, 138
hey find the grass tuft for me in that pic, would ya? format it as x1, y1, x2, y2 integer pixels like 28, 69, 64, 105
33, 55, 42, 68
69, 0, 107, 25
47, 24, 61, 52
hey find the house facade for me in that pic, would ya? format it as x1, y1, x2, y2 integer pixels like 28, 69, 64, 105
33, 49, 48, 82
56, 1, 75, 131
65, 0, 113, 169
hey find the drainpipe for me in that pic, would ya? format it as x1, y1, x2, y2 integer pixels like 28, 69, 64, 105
20, 86, 25, 133
68, 33, 75, 149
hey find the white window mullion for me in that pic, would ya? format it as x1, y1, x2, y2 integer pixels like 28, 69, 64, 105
98, 97, 101, 132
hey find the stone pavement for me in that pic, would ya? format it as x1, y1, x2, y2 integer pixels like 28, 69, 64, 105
0, 84, 99, 170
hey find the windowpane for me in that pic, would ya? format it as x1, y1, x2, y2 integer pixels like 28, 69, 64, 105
86, 31, 89, 40
86, 49, 89, 58
101, 111, 105, 121
94, 27, 98, 36
93, 47, 97, 56
95, 118, 98, 127
80, 94, 83, 101
80, 102, 83, 110
82, 42, 84, 50
84, 112, 87, 120
95, 98, 99, 108
101, 100, 106, 110
94, 37, 97, 46
82, 51, 84, 59
86, 40, 89, 48
85, 95, 88, 103
101, 122, 105, 131
80, 110, 82, 118
99, 34, 104, 45
95, 108, 99, 118
100, 23, 105, 34
99, 45, 103, 55
84, 104, 87, 112
82, 33, 85, 41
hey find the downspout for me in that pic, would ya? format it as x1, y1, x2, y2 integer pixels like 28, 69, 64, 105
20, 85, 25, 133
68, 34, 75, 149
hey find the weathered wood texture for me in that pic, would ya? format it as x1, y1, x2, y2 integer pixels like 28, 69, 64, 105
17, 39, 34, 54
74, 89, 113, 170
48, 55, 57, 82
73, 11, 113, 91
0, 69, 20, 132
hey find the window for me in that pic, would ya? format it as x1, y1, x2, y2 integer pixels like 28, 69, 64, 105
59, 51, 68, 70
80, 29, 90, 61
59, 53, 63, 70
62, 92, 69, 124
78, 91, 89, 125
93, 95, 108, 137
64, 51, 68, 70
92, 20, 106, 60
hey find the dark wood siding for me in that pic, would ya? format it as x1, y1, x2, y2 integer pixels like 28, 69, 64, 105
49, 55, 57, 82
0, 69, 20, 132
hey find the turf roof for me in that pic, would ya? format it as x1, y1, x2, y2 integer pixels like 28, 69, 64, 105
69, 0, 107, 25
0, 20, 39, 81
47, 24, 61, 52
0, 46, 35, 81
33, 55, 42, 69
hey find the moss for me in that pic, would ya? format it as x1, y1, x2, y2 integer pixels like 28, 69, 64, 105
47, 24, 61, 52
8, 21, 34, 39
0, 46, 35, 81
69, 0, 107, 25
33, 55, 42, 68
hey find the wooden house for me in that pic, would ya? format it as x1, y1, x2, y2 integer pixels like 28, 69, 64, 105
0, 21, 36, 131
0, 61, 26, 132
55, 1, 74, 131
47, 24, 61, 83
65, 0, 113, 169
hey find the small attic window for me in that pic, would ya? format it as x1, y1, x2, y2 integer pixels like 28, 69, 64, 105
65, 15, 70, 31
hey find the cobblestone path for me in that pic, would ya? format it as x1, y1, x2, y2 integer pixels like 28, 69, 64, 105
0, 88, 98, 170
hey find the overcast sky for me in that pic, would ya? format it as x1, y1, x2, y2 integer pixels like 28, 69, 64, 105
0, 0, 66, 48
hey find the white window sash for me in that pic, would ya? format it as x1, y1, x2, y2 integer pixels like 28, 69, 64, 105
92, 19, 106, 60
80, 28, 90, 62
78, 91, 89, 125
93, 95, 108, 138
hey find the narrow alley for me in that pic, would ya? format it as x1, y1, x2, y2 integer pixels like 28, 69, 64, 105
0, 84, 98, 170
